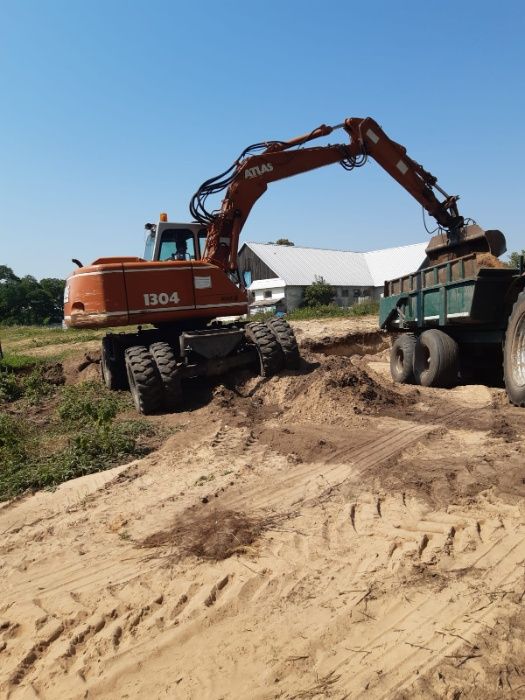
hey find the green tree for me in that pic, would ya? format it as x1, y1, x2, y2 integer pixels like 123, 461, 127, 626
507, 250, 525, 269
0, 266, 65, 325
0, 266, 19, 284
267, 239, 295, 245
40, 278, 66, 323
302, 276, 335, 307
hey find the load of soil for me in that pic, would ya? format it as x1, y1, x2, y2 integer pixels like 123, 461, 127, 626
141, 508, 268, 561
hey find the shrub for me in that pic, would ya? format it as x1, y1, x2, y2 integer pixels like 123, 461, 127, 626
302, 276, 335, 307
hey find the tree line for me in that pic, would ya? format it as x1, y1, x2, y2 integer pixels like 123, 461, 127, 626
0, 266, 65, 325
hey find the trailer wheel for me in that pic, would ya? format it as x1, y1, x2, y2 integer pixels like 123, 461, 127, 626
266, 319, 300, 369
503, 291, 525, 406
124, 345, 164, 415
390, 333, 416, 384
101, 337, 128, 390
245, 322, 284, 377
413, 330, 459, 388
149, 341, 183, 410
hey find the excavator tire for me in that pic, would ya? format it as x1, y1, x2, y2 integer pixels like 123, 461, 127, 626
266, 319, 301, 369
413, 329, 459, 388
124, 345, 164, 415
100, 337, 128, 391
245, 322, 284, 377
390, 333, 417, 384
503, 290, 525, 406
149, 341, 183, 411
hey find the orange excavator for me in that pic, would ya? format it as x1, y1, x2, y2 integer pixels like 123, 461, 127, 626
64, 117, 505, 413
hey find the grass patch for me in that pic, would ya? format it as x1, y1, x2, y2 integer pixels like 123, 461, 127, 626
287, 300, 379, 320
0, 350, 44, 370
0, 363, 59, 405
0, 379, 158, 502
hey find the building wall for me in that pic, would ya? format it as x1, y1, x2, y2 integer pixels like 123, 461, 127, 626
284, 286, 304, 312
253, 286, 285, 301
238, 247, 278, 284
249, 282, 379, 313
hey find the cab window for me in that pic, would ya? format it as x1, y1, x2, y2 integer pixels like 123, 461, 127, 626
198, 229, 207, 258
159, 229, 196, 261
144, 232, 155, 261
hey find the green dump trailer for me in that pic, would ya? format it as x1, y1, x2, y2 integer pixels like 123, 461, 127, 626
379, 252, 525, 406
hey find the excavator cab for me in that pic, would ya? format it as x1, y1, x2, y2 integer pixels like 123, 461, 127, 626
143, 219, 208, 262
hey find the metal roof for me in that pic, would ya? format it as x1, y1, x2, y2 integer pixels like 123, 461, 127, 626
242, 242, 428, 287
364, 243, 428, 286
249, 277, 286, 290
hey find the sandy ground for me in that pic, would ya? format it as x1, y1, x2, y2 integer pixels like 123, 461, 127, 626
2, 318, 525, 699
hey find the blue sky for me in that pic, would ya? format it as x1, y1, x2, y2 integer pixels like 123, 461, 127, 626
1, 0, 524, 279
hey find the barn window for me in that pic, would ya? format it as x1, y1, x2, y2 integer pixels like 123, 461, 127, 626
264, 290, 272, 299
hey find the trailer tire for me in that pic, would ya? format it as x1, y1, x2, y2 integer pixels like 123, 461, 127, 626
124, 345, 164, 415
149, 341, 183, 410
503, 291, 525, 406
101, 337, 128, 390
266, 319, 300, 369
413, 330, 459, 388
245, 322, 284, 377
390, 333, 417, 384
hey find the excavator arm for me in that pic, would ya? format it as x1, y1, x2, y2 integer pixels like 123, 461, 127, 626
191, 117, 504, 271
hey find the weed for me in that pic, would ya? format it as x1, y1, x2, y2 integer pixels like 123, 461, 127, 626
0, 364, 57, 405
247, 311, 276, 323
0, 370, 24, 402
21, 366, 58, 404
57, 381, 126, 427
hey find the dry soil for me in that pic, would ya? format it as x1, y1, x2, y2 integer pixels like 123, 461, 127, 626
2, 318, 525, 699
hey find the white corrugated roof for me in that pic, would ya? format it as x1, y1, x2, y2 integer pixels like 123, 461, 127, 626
249, 278, 286, 290
242, 242, 427, 287
244, 243, 372, 286
364, 242, 428, 286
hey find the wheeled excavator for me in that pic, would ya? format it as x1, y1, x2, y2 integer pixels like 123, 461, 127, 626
64, 117, 505, 413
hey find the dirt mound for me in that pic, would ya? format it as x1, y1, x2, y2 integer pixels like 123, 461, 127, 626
41, 362, 65, 385
324, 358, 404, 412
62, 351, 101, 384
142, 508, 267, 560
217, 355, 409, 429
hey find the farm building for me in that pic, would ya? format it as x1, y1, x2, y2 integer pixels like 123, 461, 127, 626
238, 241, 428, 313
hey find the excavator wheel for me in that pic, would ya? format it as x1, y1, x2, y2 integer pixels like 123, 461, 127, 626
149, 341, 183, 411
245, 322, 284, 378
266, 319, 300, 369
100, 336, 128, 391
124, 345, 164, 415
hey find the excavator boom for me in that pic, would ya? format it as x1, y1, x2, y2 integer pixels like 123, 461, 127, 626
191, 117, 504, 270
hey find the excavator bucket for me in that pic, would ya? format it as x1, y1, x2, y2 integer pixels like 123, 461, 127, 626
425, 225, 507, 264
